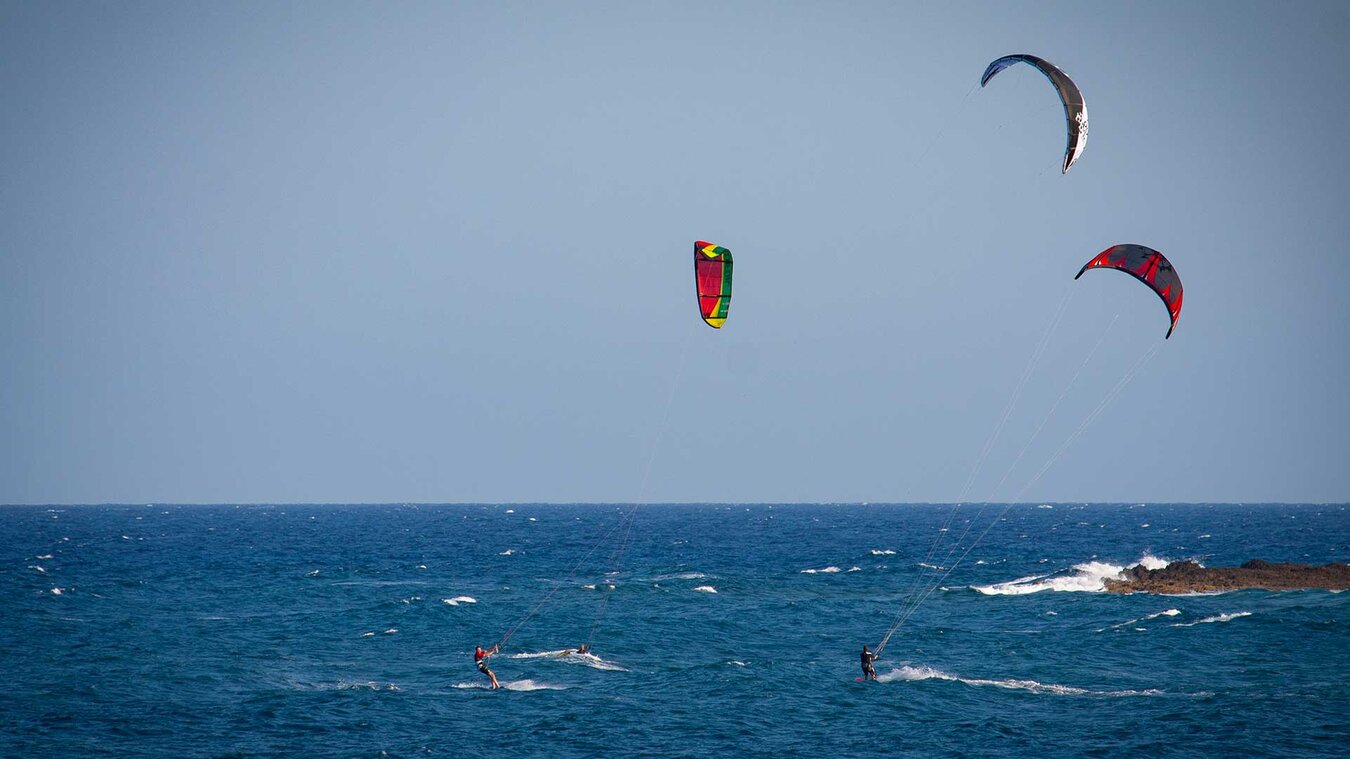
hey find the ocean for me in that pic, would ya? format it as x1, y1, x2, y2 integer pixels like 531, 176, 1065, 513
3, 503, 1347, 757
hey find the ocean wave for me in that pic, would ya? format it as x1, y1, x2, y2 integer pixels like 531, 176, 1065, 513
871, 549, 896, 556
917, 562, 946, 571
570, 652, 627, 671
1097, 609, 1182, 632
333, 580, 429, 587
646, 572, 713, 582
508, 650, 628, 670
973, 555, 1174, 595
877, 665, 1163, 697
847, 567, 862, 572
333, 681, 399, 691
1171, 611, 1252, 628
443, 596, 477, 606
453, 679, 566, 691
801, 566, 841, 574
692, 585, 717, 593
499, 549, 515, 556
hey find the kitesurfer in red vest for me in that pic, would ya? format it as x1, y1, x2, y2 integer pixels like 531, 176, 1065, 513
475, 644, 500, 689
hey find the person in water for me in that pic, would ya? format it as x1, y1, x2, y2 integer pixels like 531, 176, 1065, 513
860, 645, 879, 681
474, 644, 500, 689
576, 643, 588, 655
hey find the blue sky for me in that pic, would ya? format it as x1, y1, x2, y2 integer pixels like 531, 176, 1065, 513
2, 1, 1347, 504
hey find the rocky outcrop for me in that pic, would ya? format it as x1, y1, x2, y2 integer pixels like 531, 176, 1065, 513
1104, 559, 1350, 594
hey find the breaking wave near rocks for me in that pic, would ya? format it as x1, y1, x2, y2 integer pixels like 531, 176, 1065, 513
973, 555, 1173, 595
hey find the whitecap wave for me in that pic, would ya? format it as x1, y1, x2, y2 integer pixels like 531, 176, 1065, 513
443, 596, 477, 606
648, 572, 712, 581
871, 549, 896, 556
29, 565, 46, 573
570, 652, 627, 671
507, 650, 626, 671
917, 562, 946, 571
728, 660, 748, 667
973, 555, 1174, 595
801, 566, 841, 574
692, 585, 717, 593
877, 665, 1163, 697
1171, 611, 1251, 628
847, 566, 862, 572
499, 549, 515, 556
453, 679, 566, 691
333, 681, 399, 691
1097, 609, 1182, 632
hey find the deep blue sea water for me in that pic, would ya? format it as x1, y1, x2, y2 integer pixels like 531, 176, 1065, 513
2, 503, 1348, 758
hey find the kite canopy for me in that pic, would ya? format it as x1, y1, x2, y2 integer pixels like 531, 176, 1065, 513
694, 241, 733, 329
981, 54, 1089, 174
1075, 245, 1184, 338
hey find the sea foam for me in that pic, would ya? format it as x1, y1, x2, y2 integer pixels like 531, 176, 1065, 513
878, 665, 1163, 697
453, 679, 566, 691
1097, 609, 1182, 632
1171, 611, 1252, 628
973, 555, 1174, 595
800, 566, 841, 574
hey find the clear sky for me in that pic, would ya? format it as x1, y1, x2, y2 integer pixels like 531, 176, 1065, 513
2, 1, 1347, 504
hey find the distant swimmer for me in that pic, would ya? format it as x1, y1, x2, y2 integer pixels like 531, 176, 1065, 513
577, 643, 589, 655
860, 645, 879, 681
475, 644, 500, 689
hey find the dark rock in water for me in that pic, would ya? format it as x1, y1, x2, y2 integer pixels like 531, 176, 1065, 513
1104, 560, 1350, 594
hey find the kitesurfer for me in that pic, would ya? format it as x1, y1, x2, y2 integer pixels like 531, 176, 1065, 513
861, 645, 879, 681
577, 643, 588, 655
475, 644, 500, 689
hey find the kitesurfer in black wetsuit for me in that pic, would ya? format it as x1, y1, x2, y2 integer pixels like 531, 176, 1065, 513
861, 645, 879, 681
